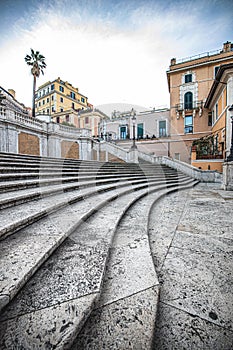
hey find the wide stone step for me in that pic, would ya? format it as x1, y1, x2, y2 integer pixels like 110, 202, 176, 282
0, 172, 188, 209
0, 173, 191, 242
0, 171, 183, 193
73, 180, 198, 349
0, 165, 173, 175
0, 176, 195, 312
0, 179, 198, 349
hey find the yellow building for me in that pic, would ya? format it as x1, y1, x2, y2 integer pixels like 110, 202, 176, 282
35, 77, 89, 115
191, 63, 233, 172
167, 41, 233, 164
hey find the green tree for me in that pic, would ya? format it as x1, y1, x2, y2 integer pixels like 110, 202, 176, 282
25, 49, 46, 118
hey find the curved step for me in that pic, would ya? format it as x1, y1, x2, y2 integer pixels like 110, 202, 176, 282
0, 179, 198, 349
0, 173, 190, 240
0, 172, 188, 209
73, 181, 198, 349
0, 177, 196, 312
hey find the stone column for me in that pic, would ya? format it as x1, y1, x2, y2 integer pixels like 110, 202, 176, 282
222, 161, 233, 191
128, 149, 139, 163
79, 139, 92, 160
48, 136, 61, 158
4, 125, 18, 153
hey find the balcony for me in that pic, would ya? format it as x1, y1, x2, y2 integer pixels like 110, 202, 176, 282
175, 100, 203, 112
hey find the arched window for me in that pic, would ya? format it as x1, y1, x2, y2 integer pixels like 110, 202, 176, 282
184, 92, 193, 109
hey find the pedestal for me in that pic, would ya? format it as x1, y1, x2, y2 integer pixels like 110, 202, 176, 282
222, 161, 233, 191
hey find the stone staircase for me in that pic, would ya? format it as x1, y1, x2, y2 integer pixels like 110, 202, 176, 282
0, 152, 199, 349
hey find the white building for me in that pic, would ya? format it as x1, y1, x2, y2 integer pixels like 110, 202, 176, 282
99, 108, 170, 140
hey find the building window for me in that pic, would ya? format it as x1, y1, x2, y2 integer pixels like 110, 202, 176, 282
81, 97, 85, 103
47, 97, 49, 103
43, 89, 45, 96
174, 153, 180, 160
70, 92, 76, 99
137, 123, 143, 139
42, 99, 45, 105
120, 126, 127, 139
215, 103, 218, 120
59, 86, 64, 93
43, 110, 45, 114
60, 108, 64, 112
38, 102, 41, 107
35, 103, 37, 108
184, 92, 193, 109
72, 102, 75, 109
66, 115, 69, 122
60, 97, 63, 103
159, 120, 167, 137
214, 66, 220, 77
47, 109, 49, 114
52, 106, 55, 112
85, 117, 89, 124
51, 84, 55, 90
184, 115, 193, 134
56, 117, 60, 123
52, 95, 54, 101
185, 74, 192, 83
208, 112, 212, 126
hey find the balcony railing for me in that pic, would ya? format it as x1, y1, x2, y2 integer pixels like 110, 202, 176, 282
176, 49, 222, 64
175, 100, 203, 112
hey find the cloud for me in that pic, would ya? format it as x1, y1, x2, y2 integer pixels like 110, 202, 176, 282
0, 0, 232, 110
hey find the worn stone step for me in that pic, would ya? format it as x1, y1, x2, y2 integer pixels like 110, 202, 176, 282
0, 172, 190, 241
0, 177, 196, 314
73, 180, 198, 349
0, 171, 182, 193
0, 172, 188, 209
0, 166, 181, 184
0, 164, 173, 174
0, 178, 198, 349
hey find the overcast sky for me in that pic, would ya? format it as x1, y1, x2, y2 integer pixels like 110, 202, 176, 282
0, 0, 233, 113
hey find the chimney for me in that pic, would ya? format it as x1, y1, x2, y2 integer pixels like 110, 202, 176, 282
223, 41, 232, 53
170, 58, 176, 66
8, 89, 16, 98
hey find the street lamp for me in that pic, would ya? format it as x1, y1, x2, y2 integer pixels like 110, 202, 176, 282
226, 104, 233, 162
130, 108, 137, 150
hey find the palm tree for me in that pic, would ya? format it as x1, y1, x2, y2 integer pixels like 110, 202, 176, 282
25, 49, 46, 118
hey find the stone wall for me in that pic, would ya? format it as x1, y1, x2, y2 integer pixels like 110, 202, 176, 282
0, 108, 92, 160
61, 141, 79, 159
18, 132, 40, 156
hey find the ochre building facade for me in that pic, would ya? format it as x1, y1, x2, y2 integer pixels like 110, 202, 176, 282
167, 41, 233, 165
35, 77, 90, 116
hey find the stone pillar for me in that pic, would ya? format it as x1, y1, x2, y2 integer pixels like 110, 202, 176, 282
128, 149, 139, 163
0, 126, 7, 152
79, 139, 92, 160
222, 161, 233, 190
5, 125, 18, 153
48, 136, 61, 158
40, 134, 48, 157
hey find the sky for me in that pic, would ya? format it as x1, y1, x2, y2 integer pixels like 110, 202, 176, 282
0, 0, 233, 114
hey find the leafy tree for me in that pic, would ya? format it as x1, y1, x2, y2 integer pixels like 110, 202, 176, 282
25, 49, 46, 118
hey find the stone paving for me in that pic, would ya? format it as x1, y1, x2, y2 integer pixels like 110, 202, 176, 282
149, 182, 233, 350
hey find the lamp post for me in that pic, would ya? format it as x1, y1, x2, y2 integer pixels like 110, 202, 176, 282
130, 108, 137, 150
226, 104, 233, 162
